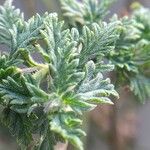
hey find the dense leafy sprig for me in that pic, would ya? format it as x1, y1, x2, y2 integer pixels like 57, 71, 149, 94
60, 0, 115, 26
0, 0, 23, 46
60, 0, 150, 103
78, 21, 120, 67
109, 6, 150, 102
0, 0, 119, 149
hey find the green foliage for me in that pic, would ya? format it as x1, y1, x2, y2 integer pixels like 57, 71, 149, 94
0, 0, 23, 46
79, 22, 120, 67
109, 7, 150, 102
60, 0, 115, 26
132, 5, 150, 41
0, 0, 119, 149
60, 0, 150, 103
2, 109, 34, 148
130, 75, 150, 103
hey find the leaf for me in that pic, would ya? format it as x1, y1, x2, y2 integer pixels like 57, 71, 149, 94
0, 0, 24, 45
50, 113, 85, 150
130, 75, 150, 103
76, 61, 118, 105
79, 22, 120, 67
33, 114, 63, 150
96, 62, 114, 73
0, 53, 21, 84
0, 75, 49, 106
26, 83, 49, 102
10, 13, 51, 56
132, 6, 150, 41
0, 67, 17, 82
1, 108, 33, 148
0, 53, 21, 69
108, 7, 150, 103
35, 130, 54, 150
61, 0, 116, 25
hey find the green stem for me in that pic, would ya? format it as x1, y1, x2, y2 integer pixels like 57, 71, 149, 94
20, 64, 49, 84
33, 64, 49, 83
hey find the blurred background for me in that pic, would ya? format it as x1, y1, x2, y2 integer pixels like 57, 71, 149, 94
0, 0, 150, 150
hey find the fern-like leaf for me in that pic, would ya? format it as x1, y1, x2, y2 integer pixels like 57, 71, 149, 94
60, 0, 115, 26
79, 22, 120, 67
0, 0, 23, 45
130, 75, 150, 103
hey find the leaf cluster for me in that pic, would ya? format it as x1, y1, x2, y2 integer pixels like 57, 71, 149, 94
60, 0, 150, 103
109, 6, 150, 102
60, 0, 115, 26
0, 0, 119, 149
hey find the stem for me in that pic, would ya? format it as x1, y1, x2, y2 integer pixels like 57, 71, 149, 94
20, 64, 49, 83
33, 64, 49, 83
